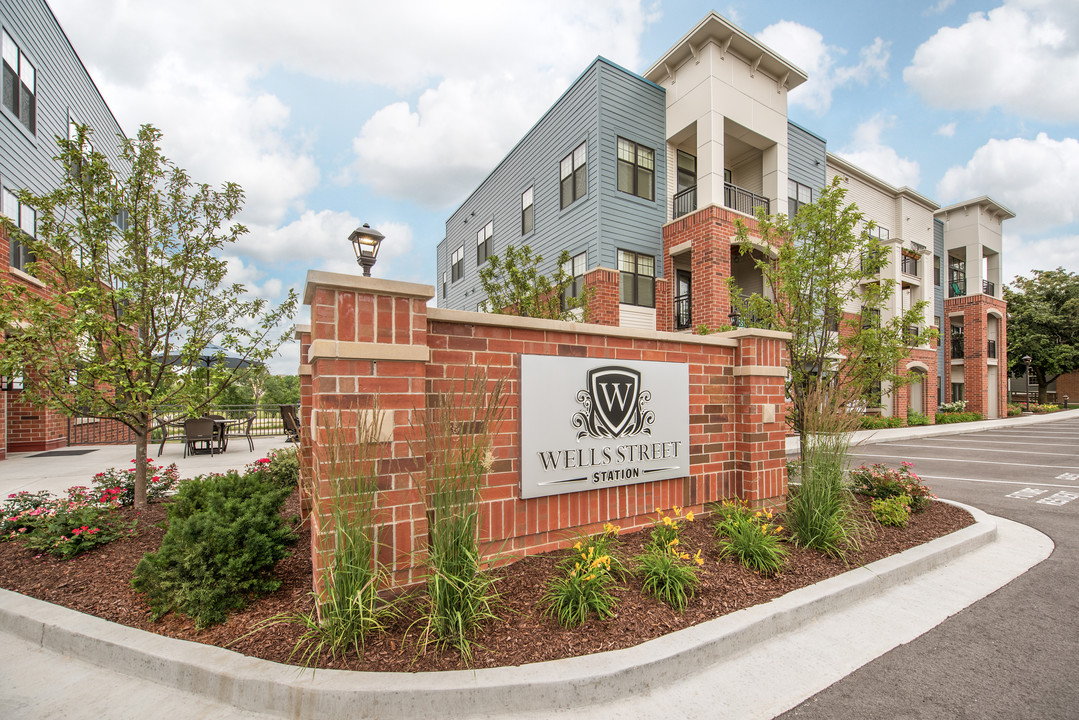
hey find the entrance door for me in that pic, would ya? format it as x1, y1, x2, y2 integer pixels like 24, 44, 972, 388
910, 374, 924, 415
988, 366, 999, 418
674, 270, 691, 330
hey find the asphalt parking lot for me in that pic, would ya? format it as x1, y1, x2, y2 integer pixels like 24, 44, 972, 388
780, 415, 1079, 720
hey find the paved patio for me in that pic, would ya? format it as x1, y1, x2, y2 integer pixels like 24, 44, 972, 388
1, 435, 293, 498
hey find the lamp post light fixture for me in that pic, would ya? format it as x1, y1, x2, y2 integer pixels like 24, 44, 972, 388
1022, 355, 1033, 412
349, 223, 385, 277
728, 306, 742, 329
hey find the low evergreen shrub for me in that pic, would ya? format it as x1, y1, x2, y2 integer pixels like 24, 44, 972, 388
906, 411, 930, 426
871, 495, 911, 527
859, 415, 904, 430
935, 411, 983, 424
132, 471, 296, 628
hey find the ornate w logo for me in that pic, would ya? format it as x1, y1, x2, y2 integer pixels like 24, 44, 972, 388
572, 366, 654, 439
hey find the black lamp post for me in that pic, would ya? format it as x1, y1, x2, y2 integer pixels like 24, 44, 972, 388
1022, 355, 1032, 411
728, 306, 742, 329
349, 223, 385, 277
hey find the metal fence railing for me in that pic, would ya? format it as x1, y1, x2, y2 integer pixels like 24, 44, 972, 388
67, 404, 295, 446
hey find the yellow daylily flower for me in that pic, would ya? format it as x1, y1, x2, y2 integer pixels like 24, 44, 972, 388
685, 510, 695, 522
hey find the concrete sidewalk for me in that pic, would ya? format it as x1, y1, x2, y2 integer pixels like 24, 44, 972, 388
0, 501, 1052, 720
0, 435, 293, 497
785, 407, 1079, 455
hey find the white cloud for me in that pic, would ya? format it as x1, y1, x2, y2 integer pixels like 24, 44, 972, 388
1002, 233, 1079, 281
924, 0, 955, 16
756, 22, 890, 114
937, 133, 1079, 234
936, 122, 957, 138
905, 0, 1079, 122
835, 115, 921, 188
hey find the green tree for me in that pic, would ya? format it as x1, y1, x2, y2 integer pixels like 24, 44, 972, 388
732, 177, 936, 447
261, 374, 301, 407
1004, 268, 1079, 404
0, 125, 297, 507
477, 244, 592, 320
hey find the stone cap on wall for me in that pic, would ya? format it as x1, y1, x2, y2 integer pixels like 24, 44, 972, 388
302, 271, 435, 306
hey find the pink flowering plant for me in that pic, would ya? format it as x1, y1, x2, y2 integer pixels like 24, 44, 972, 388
849, 461, 934, 512
244, 446, 299, 490
90, 458, 180, 506
3, 485, 134, 558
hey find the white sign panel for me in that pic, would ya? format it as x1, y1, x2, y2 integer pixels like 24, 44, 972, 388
519, 354, 690, 499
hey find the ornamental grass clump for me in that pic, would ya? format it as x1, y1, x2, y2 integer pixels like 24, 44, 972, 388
849, 461, 934, 512
542, 539, 620, 628
712, 500, 788, 577
786, 388, 863, 559
635, 507, 703, 612
410, 369, 506, 662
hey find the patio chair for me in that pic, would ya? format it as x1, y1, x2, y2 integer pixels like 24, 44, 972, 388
238, 412, 257, 452
183, 418, 217, 458
281, 404, 301, 443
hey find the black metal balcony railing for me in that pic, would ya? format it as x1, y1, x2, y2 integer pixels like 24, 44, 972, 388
901, 255, 919, 276
983, 279, 996, 296
674, 293, 692, 330
724, 182, 770, 216
949, 279, 967, 298
905, 325, 920, 345
987, 339, 997, 358
951, 336, 965, 358
673, 187, 697, 219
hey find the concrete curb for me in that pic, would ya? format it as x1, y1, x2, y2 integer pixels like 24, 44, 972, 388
1, 501, 998, 720
785, 408, 1079, 454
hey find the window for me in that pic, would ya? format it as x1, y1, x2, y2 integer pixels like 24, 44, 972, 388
951, 383, 964, 403
2, 31, 35, 134
934, 255, 941, 286
521, 186, 534, 235
3, 185, 35, 272
861, 306, 881, 329
561, 251, 586, 304
616, 137, 654, 201
450, 245, 464, 282
788, 180, 813, 216
442, 271, 447, 299
560, 141, 587, 209
618, 249, 655, 307
873, 226, 890, 241
476, 221, 493, 265
676, 150, 696, 192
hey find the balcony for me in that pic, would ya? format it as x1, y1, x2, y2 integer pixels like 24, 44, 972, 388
673, 186, 697, 219
987, 339, 997, 359
951, 336, 965, 358
724, 182, 770, 217
674, 293, 692, 330
901, 255, 919, 277
983, 279, 996, 296
949, 279, 967, 298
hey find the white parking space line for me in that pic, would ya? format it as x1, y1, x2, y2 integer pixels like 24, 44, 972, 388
899, 438, 1079, 448
849, 451, 1079, 471
1036, 491, 1079, 506
979, 432, 1079, 439
916, 475, 1079, 489
1006, 488, 1049, 499
872, 443, 1078, 457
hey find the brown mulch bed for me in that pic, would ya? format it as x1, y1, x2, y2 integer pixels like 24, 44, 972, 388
0, 492, 973, 672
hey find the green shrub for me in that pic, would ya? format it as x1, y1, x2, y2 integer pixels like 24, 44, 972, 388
849, 461, 933, 512
1007, 403, 1024, 417
132, 471, 296, 628
871, 495, 911, 527
635, 545, 703, 612
542, 542, 619, 627
859, 415, 904, 430
1031, 403, 1061, 414
714, 505, 788, 577
906, 411, 930, 426
91, 458, 180, 506
3, 487, 132, 558
935, 411, 983, 424
1, 490, 53, 537
246, 446, 299, 489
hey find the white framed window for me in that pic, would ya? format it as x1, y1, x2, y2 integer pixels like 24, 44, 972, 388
618, 249, 655, 308
561, 250, 586, 302
3, 184, 36, 272
476, 220, 493, 265
788, 180, 813, 216
442, 271, 447, 299
560, 141, 587, 209
521, 186, 534, 235
451, 245, 464, 282
2, 31, 36, 134
616, 137, 654, 201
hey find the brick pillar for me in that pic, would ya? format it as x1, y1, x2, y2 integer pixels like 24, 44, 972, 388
295, 324, 313, 520
730, 329, 789, 506
582, 267, 619, 327
944, 294, 1008, 417
662, 206, 767, 333
304, 271, 433, 592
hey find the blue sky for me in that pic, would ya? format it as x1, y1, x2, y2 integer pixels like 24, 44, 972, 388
50, 0, 1079, 371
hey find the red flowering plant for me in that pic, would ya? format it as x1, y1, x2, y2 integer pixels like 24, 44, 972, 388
91, 458, 180, 506
849, 461, 935, 512
4, 485, 134, 558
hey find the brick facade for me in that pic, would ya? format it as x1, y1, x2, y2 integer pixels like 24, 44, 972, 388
302, 271, 790, 592
944, 294, 1008, 418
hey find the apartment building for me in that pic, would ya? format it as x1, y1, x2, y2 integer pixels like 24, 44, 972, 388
436, 11, 1013, 421
0, 0, 127, 459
